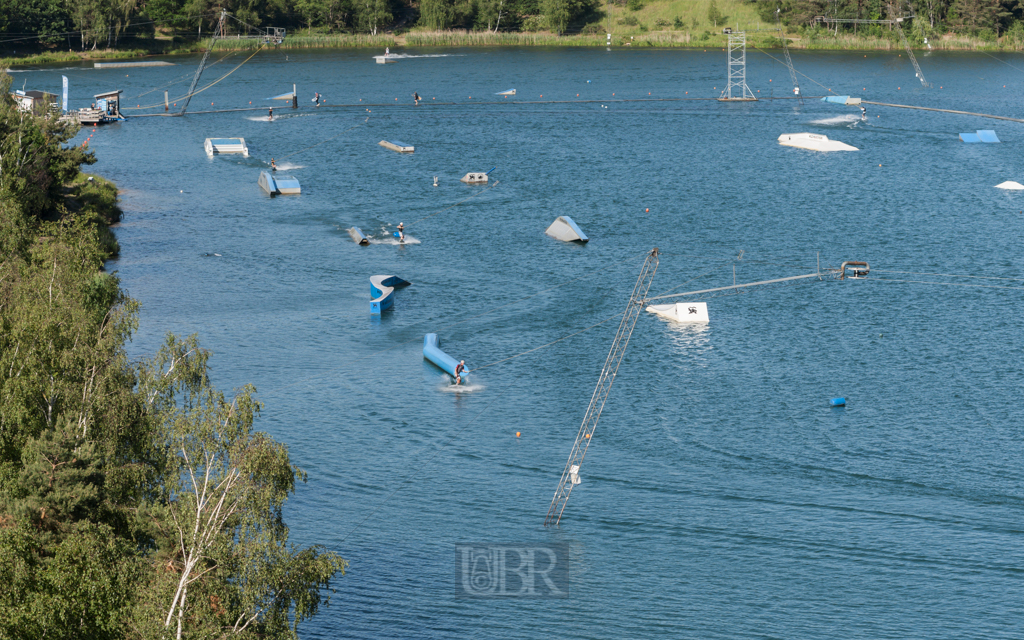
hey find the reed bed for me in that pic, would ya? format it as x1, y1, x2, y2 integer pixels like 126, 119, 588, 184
206, 34, 397, 51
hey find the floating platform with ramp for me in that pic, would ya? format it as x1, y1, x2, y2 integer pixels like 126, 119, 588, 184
423, 333, 464, 380
646, 301, 709, 323
204, 137, 248, 156
460, 172, 488, 184
778, 133, 857, 152
379, 140, 414, 153
258, 171, 300, 195
545, 216, 589, 243
960, 130, 1000, 143
370, 275, 410, 314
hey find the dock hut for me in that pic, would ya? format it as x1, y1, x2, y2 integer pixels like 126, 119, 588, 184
77, 90, 125, 125
12, 90, 58, 115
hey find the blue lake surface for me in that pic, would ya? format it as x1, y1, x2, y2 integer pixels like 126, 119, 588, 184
15, 46, 1024, 638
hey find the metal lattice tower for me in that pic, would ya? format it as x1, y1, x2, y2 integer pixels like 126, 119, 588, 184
544, 248, 659, 527
719, 32, 756, 102
180, 10, 227, 115
894, 20, 929, 87
776, 11, 800, 96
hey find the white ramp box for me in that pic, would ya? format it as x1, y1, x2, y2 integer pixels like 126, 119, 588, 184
460, 172, 488, 184
379, 140, 414, 153
995, 181, 1024, 190
545, 216, 589, 243
204, 137, 248, 157
778, 133, 857, 152
646, 302, 709, 323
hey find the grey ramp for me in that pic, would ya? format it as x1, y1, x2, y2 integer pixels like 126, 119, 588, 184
545, 216, 589, 243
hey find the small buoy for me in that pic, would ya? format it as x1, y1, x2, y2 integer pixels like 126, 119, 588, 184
515, 432, 521, 437
645, 208, 649, 212
433, 176, 438, 187
577, 94, 579, 96
879, 164, 882, 166
829, 398, 846, 407
585, 434, 591, 439
587, 80, 591, 83
180, 190, 183, 193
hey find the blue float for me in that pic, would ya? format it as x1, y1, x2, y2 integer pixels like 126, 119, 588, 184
370, 275, 410, 314
829, 397, 846, 407
423, 333, 464, 380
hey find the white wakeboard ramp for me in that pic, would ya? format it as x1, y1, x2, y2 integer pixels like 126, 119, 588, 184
545, 215, 588, 242
778, 133, 857, 152
646, 301, 709, 323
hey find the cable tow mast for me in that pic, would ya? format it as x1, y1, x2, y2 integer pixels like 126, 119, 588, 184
180, 10, 227, 115
544, 248, 659, 527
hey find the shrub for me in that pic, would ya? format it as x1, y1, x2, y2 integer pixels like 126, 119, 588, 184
699, 30, 710, 41
581, 23, 603, 34
626, 0, 643, 11
638, 23, 648, 32
617, 15, 638, 25
521, 15, 546, 31
655, 18, 670, 27
673, 16, 684, 29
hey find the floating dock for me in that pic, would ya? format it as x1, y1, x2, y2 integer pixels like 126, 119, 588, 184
646, 302, 709, 323
960, 130, 1000, 143
258, 171, 301, 195
375, 56, 397, 64
379, 140, 414, 153
94, 61, 175, 68
423, 333, 463, 379
370, 275, 411, 314
205, 137, 248, 156
460, 172, 488, 184
778, 133, 857, 152
545, 216, 589, 243
348, 227, 370, 245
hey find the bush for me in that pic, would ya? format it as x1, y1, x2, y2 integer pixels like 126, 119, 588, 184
617, 15, 638, 26
655, 18, 670, 27
521, 15, 546, 31
638, 23, 648, 32
699, 30, 710, 41
581, 23, 603, 34
673, 16, 684, 29
626, 0, 643, 11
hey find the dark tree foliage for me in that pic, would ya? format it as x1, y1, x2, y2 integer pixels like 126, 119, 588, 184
0, 72, 346, 640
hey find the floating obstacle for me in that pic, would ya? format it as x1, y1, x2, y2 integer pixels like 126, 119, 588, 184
375, 56, 397, 64
830, 397, 846, 407
778, 133, 858, 152
370, 275, 410, 314
204, 137, 248, 157
379, 140, 414, 153
821, 95, 861, 105
496, 89, 516, 95
94, 60, 175, 68
258, 171, 301, 195
646, 301, 709, 323
545, 216, 589, 243
423, 333, 464, 380
960, 129, 1000, 143
348, 227, 370, 245
460, 172, 488, 184
995, 181, 1024, 190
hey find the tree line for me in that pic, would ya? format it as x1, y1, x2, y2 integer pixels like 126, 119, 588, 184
0, 71, 346, 639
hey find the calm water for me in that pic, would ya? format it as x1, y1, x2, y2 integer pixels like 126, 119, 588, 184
15, 47, 1024, 638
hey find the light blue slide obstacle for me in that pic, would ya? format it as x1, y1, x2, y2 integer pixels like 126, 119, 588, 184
960, 129, 1000, 143
423, 333, 463, 380
370, 275, 410, 314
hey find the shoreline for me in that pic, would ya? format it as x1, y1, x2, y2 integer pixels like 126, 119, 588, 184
4, 31, 1024, 68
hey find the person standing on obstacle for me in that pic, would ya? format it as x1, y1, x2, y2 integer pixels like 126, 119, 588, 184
454, 360, 466, 385
397, 222, 405, 243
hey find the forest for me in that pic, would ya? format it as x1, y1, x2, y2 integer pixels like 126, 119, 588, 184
4, 0, 1024, 50
0, 72, 346, 639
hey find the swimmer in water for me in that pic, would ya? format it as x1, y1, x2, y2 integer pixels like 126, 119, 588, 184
397, 222, 405, 243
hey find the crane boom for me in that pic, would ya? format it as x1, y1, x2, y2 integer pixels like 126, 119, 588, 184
544, 248, 659, 526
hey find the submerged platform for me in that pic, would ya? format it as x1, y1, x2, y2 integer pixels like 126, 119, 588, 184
423, 333, 464, 380
205, 137, 248, 157
545, 216, 589, 243
647, 302, 709, 323
370, 275, 410, 314
379, 140, 414, 153
778, 133, 858, 152
258, 171, 301, 195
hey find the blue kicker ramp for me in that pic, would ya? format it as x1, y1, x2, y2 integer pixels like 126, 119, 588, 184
370, 275, 410, 314
977, 130, 1000, 143
959, 132, 981, 143
423, 333, 463, 379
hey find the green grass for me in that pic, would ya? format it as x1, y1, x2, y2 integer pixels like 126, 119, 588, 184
206, 34, 398, 51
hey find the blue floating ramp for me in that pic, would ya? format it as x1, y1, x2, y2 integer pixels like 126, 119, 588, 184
268, 91, 295, 100
258, 171, 300, 195
348, 227, 370, 245
379, 140, 414, 153
370, 275, 410, 314
545, 216, 589, 243
423, 333, 463, 379
977, 129, 1000, 143
821, 95, 861, 105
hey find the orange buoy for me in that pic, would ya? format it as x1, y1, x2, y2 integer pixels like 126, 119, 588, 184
645, 208, 649, 212
585, 434, 591, 439
516, 432, 521, 437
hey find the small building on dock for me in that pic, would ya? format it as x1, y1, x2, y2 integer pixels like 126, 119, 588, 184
76, 90, 125, 125
12, 90, 58, 115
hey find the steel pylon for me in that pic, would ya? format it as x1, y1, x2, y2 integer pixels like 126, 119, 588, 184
719, 32, 757, 102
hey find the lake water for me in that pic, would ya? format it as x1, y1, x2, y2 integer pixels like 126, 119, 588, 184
15, 46, 1024, 638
